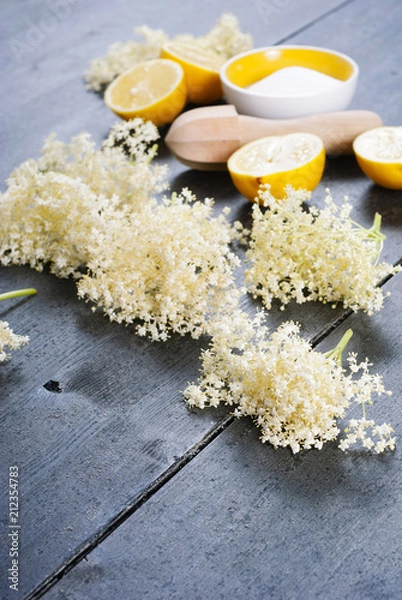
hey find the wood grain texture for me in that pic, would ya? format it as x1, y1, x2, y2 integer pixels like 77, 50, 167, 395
165, 107, 384, 167
1, 0, 401, 598
43, 275, 402, 600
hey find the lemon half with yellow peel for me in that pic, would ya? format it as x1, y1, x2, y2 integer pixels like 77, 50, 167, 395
353, 126, 402, 189
160, 41, 225, 104
227, 133, 325, 202
104, 58, 187, 126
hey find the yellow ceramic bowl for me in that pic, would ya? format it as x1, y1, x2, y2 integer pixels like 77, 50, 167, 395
220, 45, 359, 119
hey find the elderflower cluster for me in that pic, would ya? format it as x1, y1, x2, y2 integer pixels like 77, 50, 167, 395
245, 186, 400, 314
339, 419, 395, 453
84, 13, 253, 91
77, 189, 242, 341
184, 317, 394, 454
178, 13, 253, 59
0, 122, 242, 341
0, 119, 165, 278
0, 321, 28, 363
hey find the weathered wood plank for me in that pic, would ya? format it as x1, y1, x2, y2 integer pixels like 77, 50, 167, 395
43, 273, 402, 600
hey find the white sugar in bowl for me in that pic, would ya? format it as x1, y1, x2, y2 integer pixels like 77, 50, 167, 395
220, 45, 359, 119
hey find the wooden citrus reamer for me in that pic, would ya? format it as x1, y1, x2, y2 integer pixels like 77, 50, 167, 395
165, 105, 383, 170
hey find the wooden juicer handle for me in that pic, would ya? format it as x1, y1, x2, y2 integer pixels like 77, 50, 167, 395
165, 105, 383, 170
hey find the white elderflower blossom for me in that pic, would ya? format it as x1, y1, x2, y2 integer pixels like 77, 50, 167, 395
0, 320, 28, 363
38, 118, 166, 208
0, 122, 243, 342
0, 289, 36, 363
77, 190, 242, 341
83, 13, 253, 91
245, 186, 401, 314
181, 13, 253, 59
184, 317, 395, 454
0, 169, 110, 277
0, 120, 165, 278
340, 419, 395, 453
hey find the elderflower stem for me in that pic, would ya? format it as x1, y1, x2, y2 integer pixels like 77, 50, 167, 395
368, 212, 384, 237
367, 213, 386, 264
324, 328, 353, 365
0, 288, 37, 302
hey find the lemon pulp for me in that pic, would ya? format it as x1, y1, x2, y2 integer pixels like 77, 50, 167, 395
228, 133, 325, 202
104, 58, 187, 126
353, 127, 402, 190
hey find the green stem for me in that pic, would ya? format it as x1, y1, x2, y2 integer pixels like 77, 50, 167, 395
367, 212, 386, 264
0, 288, 37, 302
351, 212, 386, 264
368, 213, 384, 237
324, 329, 353, 365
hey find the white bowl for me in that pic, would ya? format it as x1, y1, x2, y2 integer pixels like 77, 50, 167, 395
220, 45, 359, 119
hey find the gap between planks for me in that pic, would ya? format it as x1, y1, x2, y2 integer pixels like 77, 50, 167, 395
309, 262, 402, 347
275, 0, 356, 45
23, 414, 235, 600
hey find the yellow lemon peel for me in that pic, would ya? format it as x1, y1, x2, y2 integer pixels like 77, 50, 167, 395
227, 132, 325, 202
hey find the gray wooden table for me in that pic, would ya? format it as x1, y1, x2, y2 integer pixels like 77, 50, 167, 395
1, 1, 402, 598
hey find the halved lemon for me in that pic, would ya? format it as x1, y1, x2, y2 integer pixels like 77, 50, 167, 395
104, 58, 187, 126
160, 41, 225, 104
353, 126, 402, 189
227, 133, 325, 202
